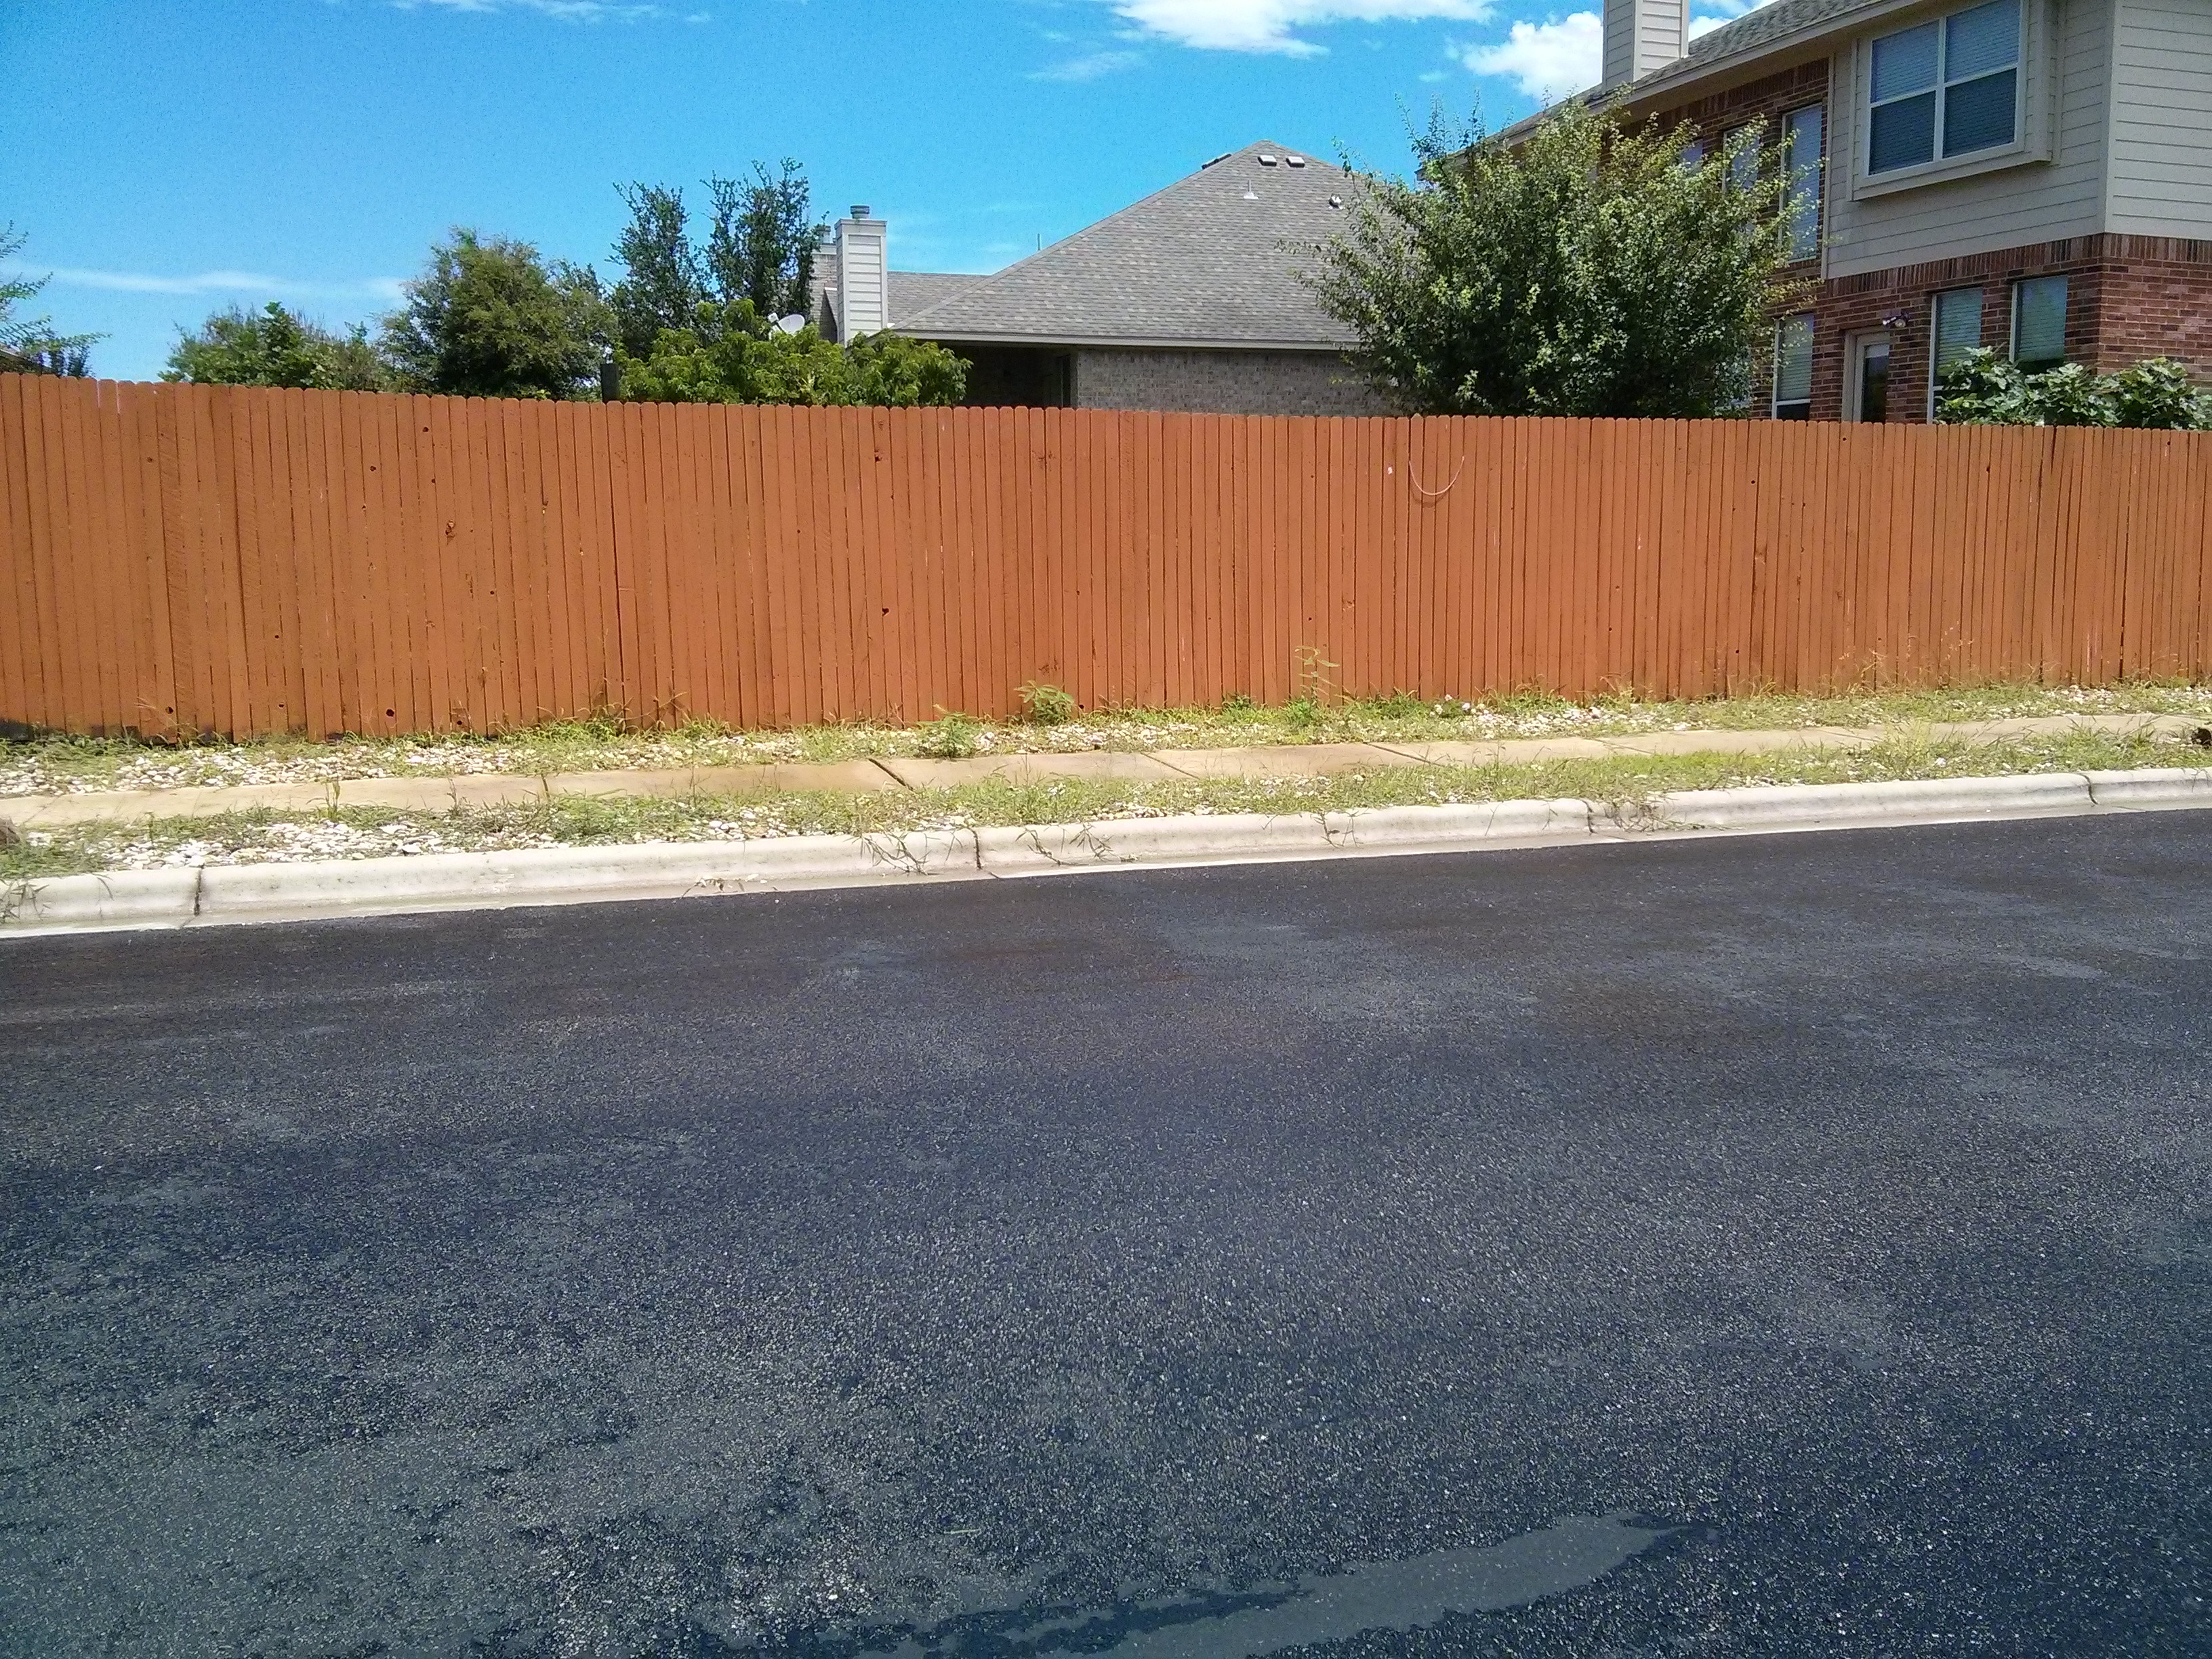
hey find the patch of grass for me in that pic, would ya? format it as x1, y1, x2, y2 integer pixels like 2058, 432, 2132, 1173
7, 729, 2200, 883
7, 678, 2211, 798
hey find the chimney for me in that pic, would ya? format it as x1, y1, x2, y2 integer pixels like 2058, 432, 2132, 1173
834, 206, 887, 340
1601, 0, 1689, 87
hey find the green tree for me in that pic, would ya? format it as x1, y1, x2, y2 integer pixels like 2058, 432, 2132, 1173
1935, 348, 2211, 430
163, 301, 386, 390
706, 161, 823, 319
1, 224, 101, 376
616, 300, 965, 407
1305, 102, 1801, 417
609, 183, 706, 361
379, 228, 610, 399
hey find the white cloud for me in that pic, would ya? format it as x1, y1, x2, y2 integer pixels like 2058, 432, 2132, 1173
1029, 48, 1145, 80
1460, 9, 1599, 98
1107, 0, 1492, 56
1689, 0, 1778, 37
34, 268, 407, 302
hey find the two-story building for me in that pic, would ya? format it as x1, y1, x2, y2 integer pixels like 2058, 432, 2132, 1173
1587, 0, 2212, 420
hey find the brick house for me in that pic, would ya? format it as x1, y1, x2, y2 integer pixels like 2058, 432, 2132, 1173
1588, 0, 2212, 421
813, 143, 1393, 416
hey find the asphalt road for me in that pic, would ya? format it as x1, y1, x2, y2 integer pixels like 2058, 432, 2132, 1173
2, 815, 2207, 1657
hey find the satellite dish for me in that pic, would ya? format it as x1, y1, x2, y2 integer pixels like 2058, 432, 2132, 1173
774, 314, 806, 335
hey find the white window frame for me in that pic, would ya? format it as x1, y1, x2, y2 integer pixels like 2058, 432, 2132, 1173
1851, 0, 2051, 201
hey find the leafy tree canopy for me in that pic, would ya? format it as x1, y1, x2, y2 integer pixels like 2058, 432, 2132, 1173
608, 162, 825, 362
1, 224, 102, 377
609, 184, 706, 361
616, 300, 966, 407
707, 161, 823, 321
1305, 101, 1804, 417
1935, 348, 2210, 430
163, 301, 386, 390
380, 228, 610, 400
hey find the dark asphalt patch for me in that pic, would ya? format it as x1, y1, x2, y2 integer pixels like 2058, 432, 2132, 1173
1, 813, 2207, 1656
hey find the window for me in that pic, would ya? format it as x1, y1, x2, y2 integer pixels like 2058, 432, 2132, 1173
1774, 314, 1816, 419
1782, 105, 1824, 261
1681, 136, 1707, 170
1725, 127, 1760, 192
2012, 275, 2067, 368
1931, 287, 1986, 411
1868, 0, 2020, 174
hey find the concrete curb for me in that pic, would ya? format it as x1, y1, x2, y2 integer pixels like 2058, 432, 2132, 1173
5, 769, 2207, 937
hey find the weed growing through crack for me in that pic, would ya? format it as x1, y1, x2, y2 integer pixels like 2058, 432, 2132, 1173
918, 711, 983, 759
1019, 682, 1078, 726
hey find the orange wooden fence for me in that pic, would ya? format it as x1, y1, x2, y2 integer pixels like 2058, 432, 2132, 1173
5, 373, 2210, 739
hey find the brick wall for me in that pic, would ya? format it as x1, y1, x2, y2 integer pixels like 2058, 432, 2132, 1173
1782, 234, 2212, 422
1073, 348, 1397, 416
1656, 59, 1828, 151
2091, 241, 2212, 377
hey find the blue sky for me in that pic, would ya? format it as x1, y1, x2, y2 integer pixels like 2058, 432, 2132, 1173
2, 0, 1760, 381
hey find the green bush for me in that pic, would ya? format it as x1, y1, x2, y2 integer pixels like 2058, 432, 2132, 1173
616, 300, 966, 407
1936, 348, 2210, 430
2109, 357, 2212, 430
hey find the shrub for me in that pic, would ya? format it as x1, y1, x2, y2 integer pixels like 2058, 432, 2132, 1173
2109, 358, 2212, 430
616, 300, 967, 407
1936, 348, 2211, 430
1019, 682, 1076, 725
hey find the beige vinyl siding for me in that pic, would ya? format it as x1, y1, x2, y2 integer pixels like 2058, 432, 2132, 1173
1604, 0, 1637, 83
1825, 0, 2112, 278
2106, 0, 2212, 234
1605, 0, 1690, 85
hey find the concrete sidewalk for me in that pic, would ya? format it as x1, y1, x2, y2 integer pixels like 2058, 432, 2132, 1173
4, 712, 2202, 832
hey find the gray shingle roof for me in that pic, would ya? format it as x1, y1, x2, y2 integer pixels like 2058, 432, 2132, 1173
896, 142, 1361, 349
1674, 0, 1878, 73
817, 271, 990, 339
888, 272, 985, 323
